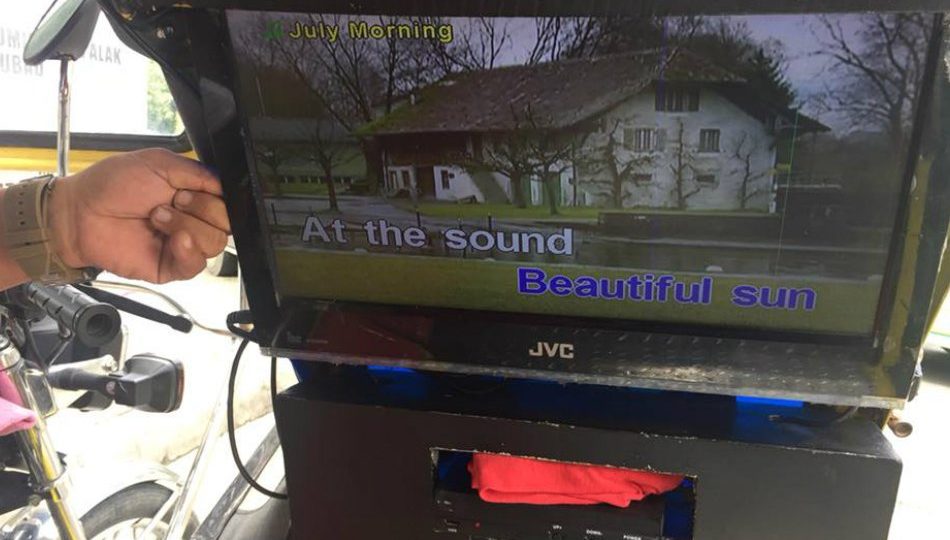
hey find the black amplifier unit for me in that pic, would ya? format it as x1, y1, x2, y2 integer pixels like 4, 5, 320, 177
432, 450, 681, 540
275, 366, 900, 540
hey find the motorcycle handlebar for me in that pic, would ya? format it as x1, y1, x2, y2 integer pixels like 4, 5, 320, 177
22, 283, 121, 347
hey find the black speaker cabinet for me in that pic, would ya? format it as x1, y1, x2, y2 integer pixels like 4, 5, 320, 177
275, 367, 901, 540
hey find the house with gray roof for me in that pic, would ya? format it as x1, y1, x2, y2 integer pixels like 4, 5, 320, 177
363, 49, 827, 211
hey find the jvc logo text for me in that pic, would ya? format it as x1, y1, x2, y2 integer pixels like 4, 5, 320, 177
528, 342, 574, 359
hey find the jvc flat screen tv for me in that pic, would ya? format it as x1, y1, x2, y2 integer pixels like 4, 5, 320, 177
229, 10, 925, 332
144, 1, 950, 405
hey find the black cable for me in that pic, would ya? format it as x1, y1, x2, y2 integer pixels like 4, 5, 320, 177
268, 311, 294, 408
93, 280, 232, 337
226, 310, 256, 342
227, 337, 287, 500
270, 356, 279, 408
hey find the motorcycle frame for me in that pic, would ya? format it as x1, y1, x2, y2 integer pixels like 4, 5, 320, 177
1, 325, 283, 540
1, 336, 88, 539
1, 2, 283, 537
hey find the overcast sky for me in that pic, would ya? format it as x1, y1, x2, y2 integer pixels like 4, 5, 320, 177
229, 11, 876, 131
489, 14, 863, 128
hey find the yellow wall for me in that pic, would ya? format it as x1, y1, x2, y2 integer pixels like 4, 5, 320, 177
0, 147, 197, 176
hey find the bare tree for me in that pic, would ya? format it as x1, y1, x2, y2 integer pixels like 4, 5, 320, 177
292, 121, 357, 212
555, 16, 703, 60
813, 14, 933, 151
238, 14, 452, 193
730, 132, 769, 210
531, 136, 578, 216
254, 145, 288, 196
669, 120, 700, 209
429, 18, 511, 71
527, 18, 566, 64
477, 106, 583, 214
684, 18, 795, 107
476, 136, 535, 209
580, 120, 656, 208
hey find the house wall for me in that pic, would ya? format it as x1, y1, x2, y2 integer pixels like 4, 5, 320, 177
433, 165, 482, 201
383, 164, 494, 202
384, 165, 414, 193
493, 172, 512, 200
530, 178, 542, 206
577, 89, 777, 211
375, 89, 776, 211
525, 165, 574, 207
469, 145, 575, 207
559, 167, 576, 207
381, 133, 476, 199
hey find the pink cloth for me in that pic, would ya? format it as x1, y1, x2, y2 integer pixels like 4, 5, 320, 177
0, 373, 36, 436
0, 397, 35, 436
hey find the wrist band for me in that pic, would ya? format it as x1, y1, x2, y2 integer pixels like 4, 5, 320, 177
3, 175, 88, 284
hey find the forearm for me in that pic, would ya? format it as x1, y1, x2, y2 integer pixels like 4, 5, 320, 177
0, 187, 32, 291
0, 150, 228, 286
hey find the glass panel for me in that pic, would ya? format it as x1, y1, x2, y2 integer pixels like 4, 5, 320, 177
1, 5, 182, 135
228, 11, 932, 335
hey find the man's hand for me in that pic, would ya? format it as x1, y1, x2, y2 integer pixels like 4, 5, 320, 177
48, 148, 231, 283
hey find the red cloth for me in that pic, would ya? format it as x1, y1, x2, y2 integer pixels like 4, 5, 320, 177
468, 454, 683, 508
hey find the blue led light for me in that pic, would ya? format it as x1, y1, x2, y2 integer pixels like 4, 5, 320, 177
736, 396, 803, 408
367, 365, 417, 374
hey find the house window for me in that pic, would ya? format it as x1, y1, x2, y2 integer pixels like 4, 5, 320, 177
440, 169, 454, 190
655, 86, 700, 112
699, 129, 720, 153
388, 171, 398, 189
400, 170, 411, 188
624, 128, 657, 152
633, 173, 653, 185
696, 174, 717, 185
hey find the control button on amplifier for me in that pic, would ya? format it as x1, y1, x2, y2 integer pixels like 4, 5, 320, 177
440, 518, 462, 533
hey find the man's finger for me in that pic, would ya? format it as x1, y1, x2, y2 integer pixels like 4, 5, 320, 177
158, 231, 207, 283
173, 190, 231, 233
137, 148, 223, 196
150, 205, 228, 258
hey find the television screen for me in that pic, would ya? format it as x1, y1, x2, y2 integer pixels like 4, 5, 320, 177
226, 10, 933, 336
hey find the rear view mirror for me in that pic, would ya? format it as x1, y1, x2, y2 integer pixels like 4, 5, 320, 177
114, 354, 185, 413
48, 354, 185, 413
23, 0, 99, 65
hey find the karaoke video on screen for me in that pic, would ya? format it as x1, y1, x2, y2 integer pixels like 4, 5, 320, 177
228, 11, 932, 334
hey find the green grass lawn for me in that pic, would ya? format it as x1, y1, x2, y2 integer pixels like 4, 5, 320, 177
395, 201, 773, 220
273, 249, 879, 334
267, 183, 331, 196
604, 207, 775, 218
393, 202, 601, 220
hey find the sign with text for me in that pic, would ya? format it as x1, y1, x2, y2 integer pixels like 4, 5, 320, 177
0, 7, 169, 136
